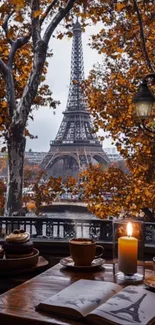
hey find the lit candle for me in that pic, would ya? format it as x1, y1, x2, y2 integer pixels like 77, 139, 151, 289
118, 222, 138, 275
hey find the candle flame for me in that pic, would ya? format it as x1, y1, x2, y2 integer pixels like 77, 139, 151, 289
127, 222, 132, 237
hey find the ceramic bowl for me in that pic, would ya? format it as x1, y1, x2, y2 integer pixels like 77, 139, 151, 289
0, 248, 39, 269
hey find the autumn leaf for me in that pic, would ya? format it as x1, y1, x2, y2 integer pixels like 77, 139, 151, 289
9, 0, 24, 10
57, 33, 64, 39
72, 79, 79, 85
33, 10, 42, 18
66, 31, 73, 38
115, 3, 125, 12
1, 147, 6, 153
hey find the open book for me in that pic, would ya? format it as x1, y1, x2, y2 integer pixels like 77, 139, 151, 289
36, 279, 155, 325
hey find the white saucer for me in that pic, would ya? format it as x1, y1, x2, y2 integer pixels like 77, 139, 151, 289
60, 256, 105, 269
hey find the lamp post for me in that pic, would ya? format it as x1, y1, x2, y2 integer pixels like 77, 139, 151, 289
133, 73, 155, 123
132, 74, 155, 219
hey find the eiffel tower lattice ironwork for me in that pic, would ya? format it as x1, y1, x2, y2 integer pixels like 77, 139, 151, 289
41, 19, 110, 178
111, 293, 147, 323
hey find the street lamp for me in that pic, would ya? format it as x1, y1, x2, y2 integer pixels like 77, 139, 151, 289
133, 73, 155, 119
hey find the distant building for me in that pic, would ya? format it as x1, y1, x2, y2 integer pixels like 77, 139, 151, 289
104, 147, 122, 162
0, 148, 123, 169
25, 151, 46, 165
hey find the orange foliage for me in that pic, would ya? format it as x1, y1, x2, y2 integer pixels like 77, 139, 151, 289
23, 169, 63, 213
63, 176, 77, 194
1, 1, 155, 216
81, 163, 155, 219
0, 0, 100, 215
81, 1, 155, 218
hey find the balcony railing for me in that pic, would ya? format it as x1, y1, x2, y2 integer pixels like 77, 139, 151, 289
0, 216, 155, 246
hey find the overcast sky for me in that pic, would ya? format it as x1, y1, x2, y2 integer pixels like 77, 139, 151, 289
26, 24, 115, 152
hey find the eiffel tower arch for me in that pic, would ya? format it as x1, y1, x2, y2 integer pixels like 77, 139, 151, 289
41, 20, 110, 178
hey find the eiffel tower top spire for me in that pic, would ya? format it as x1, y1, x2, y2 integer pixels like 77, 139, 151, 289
73, 16, 81, 29
66, 18, 86, 113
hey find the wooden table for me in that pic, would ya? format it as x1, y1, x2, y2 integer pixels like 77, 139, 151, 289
0, 261, 153, 325
0, 256, 49, 294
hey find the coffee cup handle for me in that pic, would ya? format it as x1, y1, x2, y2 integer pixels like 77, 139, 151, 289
95, 245, 104, 259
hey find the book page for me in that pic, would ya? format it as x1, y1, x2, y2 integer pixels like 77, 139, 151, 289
87, 285, 155, 325
36, 279, 122, 318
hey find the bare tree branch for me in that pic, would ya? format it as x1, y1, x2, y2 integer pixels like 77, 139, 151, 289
43, 0, 76, 45
8, 34, 31, 68
2, 10, 31, 68
2, 11, 14, 45
31, 0, 41, 49
0, 58, 8, 76
5, 70, 17, 118
133, 0, 154, 72
18, 40, 47, 127
0, 59, 16, 118
40, 0, 59, 26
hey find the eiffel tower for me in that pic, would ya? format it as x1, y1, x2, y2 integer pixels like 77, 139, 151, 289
41, 19, 110, 178
113, 293, 147, 323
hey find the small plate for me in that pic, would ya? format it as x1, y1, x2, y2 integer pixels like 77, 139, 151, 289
144, 274, 155, 290
60, 256, 105, 269
0, 248, 39, 270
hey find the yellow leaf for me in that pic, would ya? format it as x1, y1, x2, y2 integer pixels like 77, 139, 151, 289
115, 3, 125, 12
33, 10, 42, 18
134, 188, 140, 194
9, 0, 24, 9
117, 48, 124, 53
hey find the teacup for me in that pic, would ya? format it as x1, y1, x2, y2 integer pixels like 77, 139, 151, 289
69, 238, 104, 266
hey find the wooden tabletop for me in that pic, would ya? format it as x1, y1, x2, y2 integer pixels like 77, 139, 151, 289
0, 261, 153, 325
0, 256, 49, 294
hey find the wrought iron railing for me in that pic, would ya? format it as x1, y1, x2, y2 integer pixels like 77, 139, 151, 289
0, 216, 155, 245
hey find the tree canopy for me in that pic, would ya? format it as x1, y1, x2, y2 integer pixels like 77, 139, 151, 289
1, 0, 155, 217
0, 0, 89, 215
82, 0, 155, 218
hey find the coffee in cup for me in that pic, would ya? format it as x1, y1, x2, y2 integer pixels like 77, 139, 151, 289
69, 238, 104, 266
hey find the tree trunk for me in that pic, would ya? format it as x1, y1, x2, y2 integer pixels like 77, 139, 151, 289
5, 127, 26, 216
